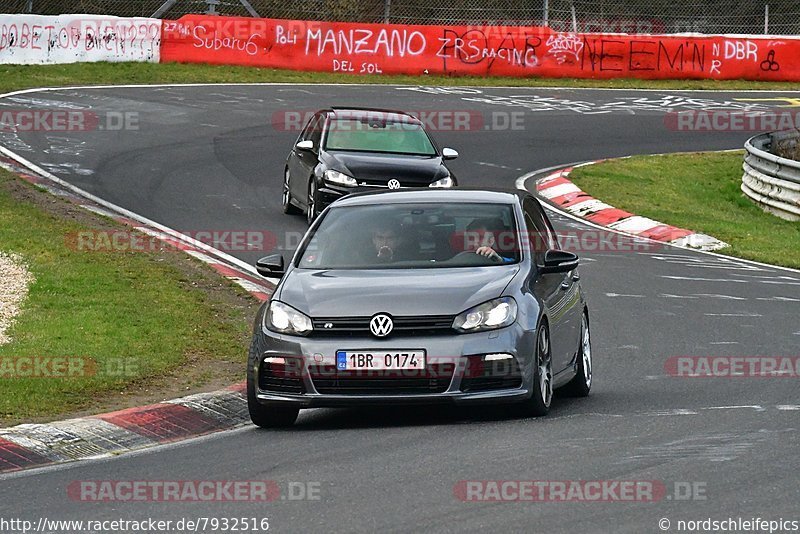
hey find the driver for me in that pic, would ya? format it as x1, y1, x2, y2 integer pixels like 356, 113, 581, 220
367, 219, 408, 262
464, 219, 514, 263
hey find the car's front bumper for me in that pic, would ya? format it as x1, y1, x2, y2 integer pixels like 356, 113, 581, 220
250, 325, 536, 408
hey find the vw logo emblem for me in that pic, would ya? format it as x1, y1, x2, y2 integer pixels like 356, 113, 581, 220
369, 314, 394, 337
387, 179, 401, 190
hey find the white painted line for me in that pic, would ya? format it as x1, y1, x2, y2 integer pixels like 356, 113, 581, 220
82, 205, 125, 219
704, 313, 762, 317
776, 405, 800, 411
647, 409, 698, 416
692, 293, 748, 300
704, 405, 766, 412
757, 296, 800, 302
184, 249, 220, 264
733, 274, 800, 281
605, 292, 645, 298
660, 293, 700, 299
709, 341, 740, 345
662, 276, 748, 283
231, 277, 271, 294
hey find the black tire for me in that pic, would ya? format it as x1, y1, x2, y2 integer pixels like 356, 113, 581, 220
562, 310, 592, 397
247, 366, 299, 428
306, 178, 319, 225
282, 168, 301, 215
517, 322, 553, 417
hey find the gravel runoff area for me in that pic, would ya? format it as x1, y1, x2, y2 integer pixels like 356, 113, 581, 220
0, 251, 34, 345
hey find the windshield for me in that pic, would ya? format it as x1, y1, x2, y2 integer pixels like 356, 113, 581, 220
297, 202, 521, 270
324, 117, 437, 155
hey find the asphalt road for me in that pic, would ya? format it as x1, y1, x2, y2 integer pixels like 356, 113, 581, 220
1, 85, 798, 533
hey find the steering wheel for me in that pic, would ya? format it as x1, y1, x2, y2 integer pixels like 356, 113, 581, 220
451, 251, 502, 264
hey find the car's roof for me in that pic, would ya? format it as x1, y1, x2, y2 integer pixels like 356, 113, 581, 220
330, 188, 528, 207
324, 107, 421, 123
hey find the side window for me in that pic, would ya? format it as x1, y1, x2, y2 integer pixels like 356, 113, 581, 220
523, 197, 558, 261
299, 116, 316, 141
307, 116, 323, 151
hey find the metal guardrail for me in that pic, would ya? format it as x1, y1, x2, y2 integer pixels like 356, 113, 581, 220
742, 132, 800, 221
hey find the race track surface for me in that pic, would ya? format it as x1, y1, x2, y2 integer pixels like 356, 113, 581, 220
1, 85, 798, 533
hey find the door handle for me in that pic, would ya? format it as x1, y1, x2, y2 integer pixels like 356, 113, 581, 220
560, 280, 571, 290
572, 273, 580, 282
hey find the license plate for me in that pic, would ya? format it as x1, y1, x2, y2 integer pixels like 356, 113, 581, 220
336, 350, 426, 371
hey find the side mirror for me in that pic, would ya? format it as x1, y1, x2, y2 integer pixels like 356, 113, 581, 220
538, 250, 579, 274
295, 140, 314, 151
442, 147, 459, 160
256, 254, 285, 278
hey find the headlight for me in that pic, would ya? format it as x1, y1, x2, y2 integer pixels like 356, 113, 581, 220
429, 176, 454, 188
453, 297, 517, 333
263, 301, 313, 336
324, 170, 357, 187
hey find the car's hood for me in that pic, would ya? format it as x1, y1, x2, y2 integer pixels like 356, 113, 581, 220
325, 151, 444, 186
278, 266, 520, 317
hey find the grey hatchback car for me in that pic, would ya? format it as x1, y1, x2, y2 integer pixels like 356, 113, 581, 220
248, 189, 592, 427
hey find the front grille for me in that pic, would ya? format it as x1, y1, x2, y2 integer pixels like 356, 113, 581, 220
310, 315, 455, 338
258, 357, 306, 394
309, 363, 454, 394
460, 356, 523, 392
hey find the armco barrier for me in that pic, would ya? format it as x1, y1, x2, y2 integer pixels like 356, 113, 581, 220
742, 132, 800, 221
160, 15, 800, 81
0, 14, 161, 64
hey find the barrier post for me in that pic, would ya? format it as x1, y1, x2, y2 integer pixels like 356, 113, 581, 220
543, 0, 549, 27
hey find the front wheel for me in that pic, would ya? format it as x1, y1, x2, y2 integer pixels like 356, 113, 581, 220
562, 311, 592, 397
306, 178, 319, 225
516, 322, 553, 417
282, 168, 301, 215
247, 372, 299, 428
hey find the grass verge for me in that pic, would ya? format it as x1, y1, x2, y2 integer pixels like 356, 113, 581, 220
0, 168, 260, 426
568, 151, 800, 269
2, 62, 800, 94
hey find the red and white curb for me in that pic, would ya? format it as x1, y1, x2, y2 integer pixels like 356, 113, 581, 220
535, 162, 729, 251
0, 154, 274, 474
0, 385, 249, 473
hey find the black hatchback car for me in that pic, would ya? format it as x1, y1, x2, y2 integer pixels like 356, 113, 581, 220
249, 189, 592, 428
281, 107, 459, 223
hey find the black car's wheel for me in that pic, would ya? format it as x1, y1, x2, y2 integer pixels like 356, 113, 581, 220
247, 369, 299, 428
282, 168, 301, 215
306, 178, 319, 224
518, 322, 553, 417
562, 310, 592, 397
